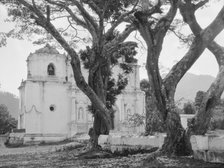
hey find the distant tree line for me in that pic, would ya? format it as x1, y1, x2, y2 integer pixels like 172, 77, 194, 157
0, 104, 17, 134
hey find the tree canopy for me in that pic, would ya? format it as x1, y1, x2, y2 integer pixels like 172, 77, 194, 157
0, 104, 17, 134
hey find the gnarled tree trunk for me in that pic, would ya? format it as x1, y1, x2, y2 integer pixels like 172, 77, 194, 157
179, 1, 224, 136
161, 4, 224, 155
136, 1, 224, 155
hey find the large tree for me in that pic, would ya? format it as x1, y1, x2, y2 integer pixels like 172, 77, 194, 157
2, 0, 139, 149
134, 0, 224, 155
179, 0, 224, 135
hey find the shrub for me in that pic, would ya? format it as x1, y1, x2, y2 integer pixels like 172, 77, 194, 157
0, 104, 17, 134
210, 119, 224, 130
127, 113, 145, 127
183, 102, 196, 114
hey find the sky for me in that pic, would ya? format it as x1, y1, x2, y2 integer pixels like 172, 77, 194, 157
0, 1, 224, 96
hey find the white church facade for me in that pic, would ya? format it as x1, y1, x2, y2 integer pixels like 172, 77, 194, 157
17, 44, 145, 142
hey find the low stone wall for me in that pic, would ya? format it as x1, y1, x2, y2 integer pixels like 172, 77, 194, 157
7, 132, 25, 147
24, 133, 67, 144
6, 133, 68, 146
99, 133, 166, 153
191, 130, 224, 163
180, 114, 195, 129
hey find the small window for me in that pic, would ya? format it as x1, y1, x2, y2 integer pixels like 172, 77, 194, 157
78, 107, 84, 121
127, 108, 131, 120
49, 105, 56, 112
48, 63, 55, 76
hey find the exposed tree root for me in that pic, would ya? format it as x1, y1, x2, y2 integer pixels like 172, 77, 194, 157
78, 148, 113, 159
143, 149, 164, 164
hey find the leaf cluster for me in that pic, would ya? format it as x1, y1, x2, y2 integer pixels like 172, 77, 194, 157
0, 104, 17, 134
127, 113, 145, 127
87, 0, 136, 21
106, 74, 128, 109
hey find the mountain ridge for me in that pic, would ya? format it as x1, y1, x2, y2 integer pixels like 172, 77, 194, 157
175, 72, 215, 101
0, 72, 218, 119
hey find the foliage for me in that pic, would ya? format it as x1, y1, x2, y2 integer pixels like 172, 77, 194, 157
127, 113, 145, 127
145, 109, 166, 135
140, 79, 150, 92
183, 102, 196, 114
0, 33, 7, 47
210, 118, 224, 130
106, 75, 128, 109
0, 91, 19, 118
0, 104, 17, 134
139, 79, 166, 134
85, 0, 136, 21
194, 90, 206, 110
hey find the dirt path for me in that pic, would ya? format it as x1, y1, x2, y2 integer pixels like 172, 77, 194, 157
1, 144, 224, 168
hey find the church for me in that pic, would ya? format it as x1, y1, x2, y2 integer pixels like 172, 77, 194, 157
17, 44, 145, 142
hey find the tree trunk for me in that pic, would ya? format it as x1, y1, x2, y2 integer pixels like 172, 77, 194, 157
190, 66, 224, 135
88, 64, 110, 149
179, 1, 224, 135
160, 6, 224, 155
162, 104, 192, 155
135, 2, 224, 157
145, 91, 165, 135
145, 51, 166, 134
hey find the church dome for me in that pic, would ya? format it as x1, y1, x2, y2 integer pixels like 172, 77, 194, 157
34, 43, 59, 54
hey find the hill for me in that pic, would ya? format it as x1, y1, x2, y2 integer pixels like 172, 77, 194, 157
0, 72, 218, 119
0, 91, 19, 119
175, 73, 215, 101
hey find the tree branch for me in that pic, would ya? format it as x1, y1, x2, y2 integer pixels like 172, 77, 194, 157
114, 23, 137, 44
105, 1, 138, 39
179, 0, 224, 65
69, 0, 99, 33
155, 0, 178, 34
164, 6, 224, 89
194, 0, 209, 10
82, 0, 102, 17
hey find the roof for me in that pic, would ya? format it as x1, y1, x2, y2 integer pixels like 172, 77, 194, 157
34, 43, 59, 54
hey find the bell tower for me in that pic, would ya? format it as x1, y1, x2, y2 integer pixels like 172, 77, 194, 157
18, 44, 72, 142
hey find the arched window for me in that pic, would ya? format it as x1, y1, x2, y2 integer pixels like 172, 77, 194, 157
47, 63, 55, 76
127, 108, 131, 120
78, 107, 83, 121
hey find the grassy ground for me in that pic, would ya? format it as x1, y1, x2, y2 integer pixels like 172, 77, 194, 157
1, 144, 224, 168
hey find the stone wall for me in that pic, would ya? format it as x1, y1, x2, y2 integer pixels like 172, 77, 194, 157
180, 114, 195, 129
99, 133, 166, 153
191, 130, 224, 163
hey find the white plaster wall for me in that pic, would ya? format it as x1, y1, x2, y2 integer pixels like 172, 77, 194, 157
27, 53, 67, 81
18, 85, 25, 129
22, 81, 71, 136
23, 81, 44, 134
70, 90, 93, 136
42, 82, 71, 135
135, 91, 145, 115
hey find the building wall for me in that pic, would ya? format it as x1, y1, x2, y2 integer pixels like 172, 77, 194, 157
41, 82, 71, 135
20, 80, 71, 137
18, 44, 146, 140
27, 53, 68, 82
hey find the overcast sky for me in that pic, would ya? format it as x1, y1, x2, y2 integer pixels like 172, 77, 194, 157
0, 1, 224, 96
